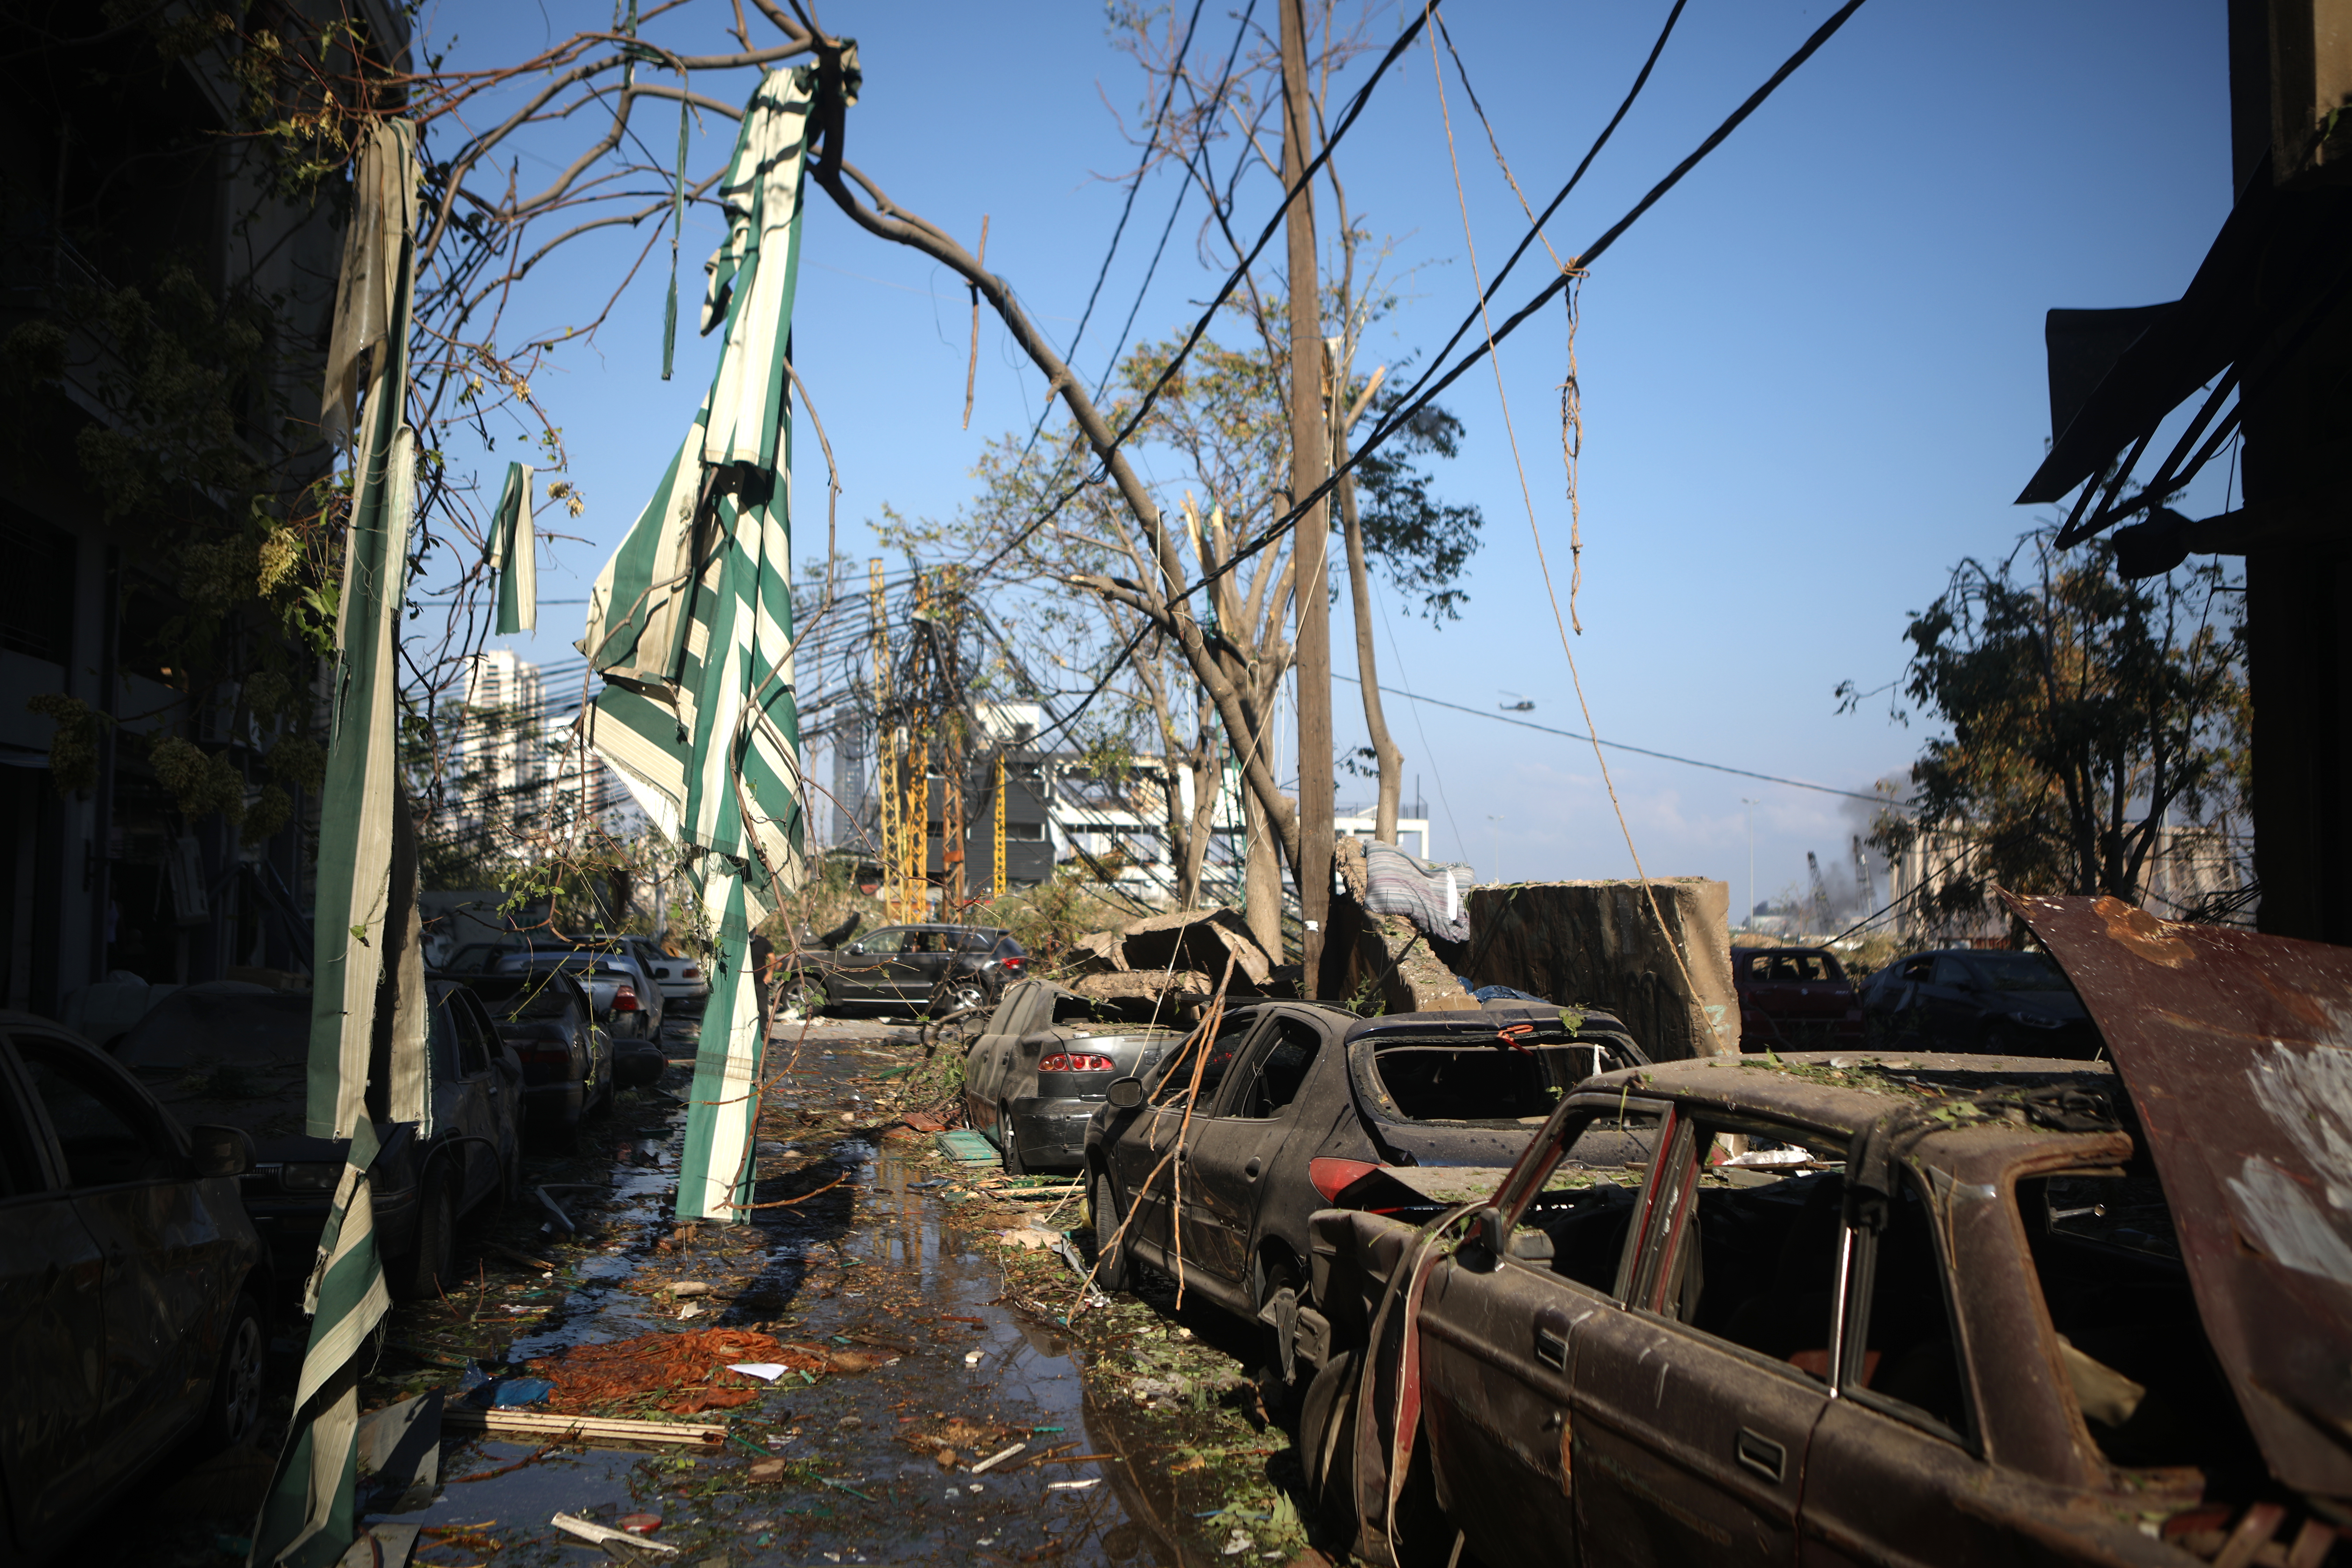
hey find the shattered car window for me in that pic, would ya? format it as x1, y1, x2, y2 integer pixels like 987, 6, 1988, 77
1371, 1036, 1605, 1124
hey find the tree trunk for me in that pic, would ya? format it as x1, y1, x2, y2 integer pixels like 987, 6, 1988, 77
1241, 778, 1286, 960
1333, 425, 1401, 843
1280, 0, 1332, 996
1179, 747, 1220, 909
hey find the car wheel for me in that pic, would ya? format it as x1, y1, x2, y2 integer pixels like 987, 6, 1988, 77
1000, 1106, 1029, 1176
200, 1292, 267, 1449
782, 975, 827, 1016
1090, 1168, 1132, 1293
388, 1166, 457, 1301
940, 978, 988, 1017
1979, 1021, 2016, 1056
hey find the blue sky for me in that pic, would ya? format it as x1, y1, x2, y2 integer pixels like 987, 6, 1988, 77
424, 0, 2235, 912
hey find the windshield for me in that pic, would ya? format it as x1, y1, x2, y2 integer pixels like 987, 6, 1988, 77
1371, 1036, 1608, 1124
1743, 952, 1844, 983
501, 953, 626, 979
954, 930, 1001, 952
1971, 952, 2067, 991
118, 989, 311, 1068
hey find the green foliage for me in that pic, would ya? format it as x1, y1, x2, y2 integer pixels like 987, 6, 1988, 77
27, 693, 104, 795
149, 735, 247, 829
1842, 530, 2248, 922
1353, 386, 1484, 622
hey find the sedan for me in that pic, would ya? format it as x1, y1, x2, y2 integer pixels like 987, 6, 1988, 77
491, 950, 662, 1042
1858, 947, 2096, 1056
959, 980, 1183, 1174
812, 924, 1026, 1016
1085, 998, 1648, 1382
114, 980, 523, 1298
1730, 945, 1863, 1050
459, 970, 614, 1151
0, 1013, 270, 1559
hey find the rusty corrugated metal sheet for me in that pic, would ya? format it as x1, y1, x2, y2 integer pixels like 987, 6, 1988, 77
2008, 892, 2352, 1503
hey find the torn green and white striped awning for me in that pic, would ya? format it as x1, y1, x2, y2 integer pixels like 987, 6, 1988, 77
580, 66, 812, 1222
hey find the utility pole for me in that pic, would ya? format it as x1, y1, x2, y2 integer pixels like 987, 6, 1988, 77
1743, 798, 1758, 933
1281, 0, 1334, 994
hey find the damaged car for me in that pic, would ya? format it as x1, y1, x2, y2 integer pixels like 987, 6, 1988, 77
1731, 944, 1863, 1050
1086, 998, 1648, 1381
0, 1013, 271, 1560
960, 979, 1184, 1174
1299, 895, 2347, 1568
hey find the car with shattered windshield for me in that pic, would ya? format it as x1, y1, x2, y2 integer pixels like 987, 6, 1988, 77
1858, 945, 2094, 1056
1296, 895, 2347, 1568
1085, 998, 1648, 1381
960, 979, 1183, 1174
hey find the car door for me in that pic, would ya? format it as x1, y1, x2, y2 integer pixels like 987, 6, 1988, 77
832, 927, 906, 1003
442, 991, 511, 1211
9, 1028, 225, 1483
1919, 956, 1979, 1047
1568, 1104, 1832, 1568
0, 1034, 112, 1555
1112, 1008, 1261, 1268
894, 929, 951, 1002
1177, 1013, 1326, 1297
964, 982, 1044, 1137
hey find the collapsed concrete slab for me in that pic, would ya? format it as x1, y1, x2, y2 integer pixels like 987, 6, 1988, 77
1320, 838, 1481, 1013
1461, 878, 1738, 1059
1065, 907, 1277, 994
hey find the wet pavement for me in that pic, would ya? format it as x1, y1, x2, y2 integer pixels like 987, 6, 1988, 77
99, 1013, 1328, 1568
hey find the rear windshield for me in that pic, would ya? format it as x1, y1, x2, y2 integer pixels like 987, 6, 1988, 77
953, 930, 1002, 952
466, 975, 576, 1021
1742, 952, 1844, 983
1371, 1035, 1611, 1124
502, 953, 627, 978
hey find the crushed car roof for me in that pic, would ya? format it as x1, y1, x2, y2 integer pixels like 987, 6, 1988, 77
1576, 1050, 2119, 1141
2011, 892, 2352, 1505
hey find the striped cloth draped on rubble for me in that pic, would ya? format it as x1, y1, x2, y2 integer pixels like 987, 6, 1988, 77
251, 119, 433, 1568
579, 66, 814, 1222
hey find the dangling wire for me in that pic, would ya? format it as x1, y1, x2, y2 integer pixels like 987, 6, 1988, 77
663, 85, 689, 381
1560, 275, 1583, 633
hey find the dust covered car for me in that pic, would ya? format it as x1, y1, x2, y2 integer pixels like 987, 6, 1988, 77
1300, 896, 2350, 1568
960, 979, 1183, 1174
1085, 999, 1648, 1378
0, 1013, 270, 1559
1731, 945, 1863, 1050
1858, 945, 2095, 1056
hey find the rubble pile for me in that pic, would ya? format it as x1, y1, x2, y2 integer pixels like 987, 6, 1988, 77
529, 1327, 827, 1415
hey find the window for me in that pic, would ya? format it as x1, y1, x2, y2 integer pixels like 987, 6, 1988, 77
1224, 1022, 1321, 1118
858, 929, 909, 954
1150, 1015, 1254, 1108
1929, 956, 1973, 987
1372, 1035, 1601, 1124
15, 1040, 176, 1189
2017, 1170, 2248, 1472
1751, 952, 1842, 983
444, 995, 493, 1077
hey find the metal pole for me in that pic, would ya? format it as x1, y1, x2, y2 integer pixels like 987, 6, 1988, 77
1281, 0, 1333, 995
1743, 798, 1758, 932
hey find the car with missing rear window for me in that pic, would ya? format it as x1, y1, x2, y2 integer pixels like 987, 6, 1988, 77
1084, 998, 1649, 1384
1294, 896, 2340, 1568
959, 979, 1184, 1174
1730, 944, 1864, 1050
0, 1012, 272, 1561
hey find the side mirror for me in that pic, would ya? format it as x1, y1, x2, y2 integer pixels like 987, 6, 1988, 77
1105, 1077, 1145, 1111
846, 942, 866, 956
1460, 1204, 1506, 1264
189, 1124, 255, 1179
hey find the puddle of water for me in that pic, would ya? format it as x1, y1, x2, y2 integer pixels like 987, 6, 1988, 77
388, 1023, 1205, 1567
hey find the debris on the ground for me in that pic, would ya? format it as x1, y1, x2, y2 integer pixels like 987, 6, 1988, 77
528, 1326, 825, 1414
552, 1512, 681, 1554
969, 1442, 1026, 1474
440, 1408, 729, 1446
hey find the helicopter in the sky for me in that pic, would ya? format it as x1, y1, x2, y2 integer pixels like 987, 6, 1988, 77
1499, 691, 1535, 712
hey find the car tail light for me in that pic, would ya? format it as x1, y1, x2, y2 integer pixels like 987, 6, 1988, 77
1309, 1157, 1385, 1202
613, 986, 640, 1013
278, 1161, 341, 1192
1040, 1052, 1115, 1072
1001, 955, 1025, 971
683, 966, 701, 980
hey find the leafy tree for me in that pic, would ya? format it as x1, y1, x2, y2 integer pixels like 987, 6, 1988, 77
1840, 528, 2248, 928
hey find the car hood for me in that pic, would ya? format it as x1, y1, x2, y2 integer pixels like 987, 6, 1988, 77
2011, 892, 2352, 1505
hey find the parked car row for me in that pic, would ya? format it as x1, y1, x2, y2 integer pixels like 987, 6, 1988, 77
784, 922, 1029, 1018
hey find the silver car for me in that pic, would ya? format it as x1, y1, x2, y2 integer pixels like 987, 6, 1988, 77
491, 951, 663, 1042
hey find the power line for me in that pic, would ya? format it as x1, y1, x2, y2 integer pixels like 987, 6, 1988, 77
1331, 672, 1890, 804
1190, 0, 1871, 606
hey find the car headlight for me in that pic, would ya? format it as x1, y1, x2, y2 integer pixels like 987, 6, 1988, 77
2010, 1009, 2066, 1030
278, 1161, 343, 1191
